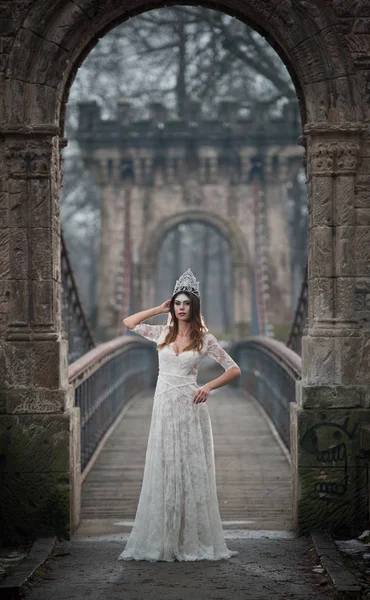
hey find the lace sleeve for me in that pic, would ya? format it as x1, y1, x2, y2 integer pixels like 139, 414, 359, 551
132, 323, 165, 342
206, 334, 239, 371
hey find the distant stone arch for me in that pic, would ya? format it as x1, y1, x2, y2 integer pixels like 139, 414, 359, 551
138, 211, 252, 336
141, 210, 251, 268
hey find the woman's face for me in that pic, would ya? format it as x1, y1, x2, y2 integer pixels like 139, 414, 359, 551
173, 293, 191, 322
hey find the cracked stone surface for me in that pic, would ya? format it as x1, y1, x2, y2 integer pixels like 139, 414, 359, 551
24, 534, 338, 600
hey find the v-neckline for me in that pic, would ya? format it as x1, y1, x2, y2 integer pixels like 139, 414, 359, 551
169, 342, 190, 357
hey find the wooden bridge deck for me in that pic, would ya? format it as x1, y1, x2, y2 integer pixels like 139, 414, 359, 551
76, 374, 292, 538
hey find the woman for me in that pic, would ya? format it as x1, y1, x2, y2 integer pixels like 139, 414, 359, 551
118, 268, 241, 562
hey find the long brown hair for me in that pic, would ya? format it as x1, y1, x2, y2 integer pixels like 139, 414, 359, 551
157, 291, 206, 352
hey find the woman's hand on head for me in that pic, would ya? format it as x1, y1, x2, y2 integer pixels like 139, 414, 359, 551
193, 384, 211, 404
159, 299, 171, 313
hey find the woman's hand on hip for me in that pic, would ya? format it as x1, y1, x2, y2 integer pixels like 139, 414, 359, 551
193, 384, 211, 404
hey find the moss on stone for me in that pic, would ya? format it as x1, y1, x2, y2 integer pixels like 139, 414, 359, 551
0, 471, 70, 544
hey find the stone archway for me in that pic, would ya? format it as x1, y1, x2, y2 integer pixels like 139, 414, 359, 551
138, 211, 253, 337
1, 0, 369, 538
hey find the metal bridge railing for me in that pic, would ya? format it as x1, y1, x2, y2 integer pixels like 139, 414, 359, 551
233, 337, 302, 449
69, 337, 157, 473
61, 231, 96, 363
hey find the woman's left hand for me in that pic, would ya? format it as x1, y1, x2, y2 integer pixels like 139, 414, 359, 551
193, 384, 211, 404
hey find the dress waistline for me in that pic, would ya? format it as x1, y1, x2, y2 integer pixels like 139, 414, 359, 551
156, 371, 198, 397
158, 371, 197, 380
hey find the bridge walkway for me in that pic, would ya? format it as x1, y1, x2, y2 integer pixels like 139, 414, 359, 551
76, 370, 292, 539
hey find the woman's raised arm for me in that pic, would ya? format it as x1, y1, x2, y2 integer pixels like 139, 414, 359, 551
123, 300, 171, 330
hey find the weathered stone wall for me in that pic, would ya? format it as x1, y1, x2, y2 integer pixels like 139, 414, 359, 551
0, 0, 370, 540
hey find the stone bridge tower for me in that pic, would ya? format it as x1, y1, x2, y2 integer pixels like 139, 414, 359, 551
76, 99, 304, 340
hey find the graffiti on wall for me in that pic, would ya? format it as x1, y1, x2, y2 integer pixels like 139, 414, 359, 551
300, 418, 358, 501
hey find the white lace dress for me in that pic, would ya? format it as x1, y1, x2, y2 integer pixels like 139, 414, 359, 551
118, 323, 239, 562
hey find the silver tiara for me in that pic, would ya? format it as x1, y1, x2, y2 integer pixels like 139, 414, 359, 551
172, 268, 200, 300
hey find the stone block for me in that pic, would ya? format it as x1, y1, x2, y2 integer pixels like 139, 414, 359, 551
359, 134, 370, 157
311, 177, 333, 226
310, 227, 333, 278
0, 191, 7, 209
334, 77, 362, 122
9, 180, 28, 227
33, 83, 59, 124
0, 413, 70, 473
10, 29, 43, 85
0, 7, 13, 32
292, 464, 368, 534
31, 227, 53, 280
52, 280, 62, 328
358, 155, 370, 176
38, 40, 69, 88
335, 176, 355, 225
355, 176, 370, 208
32, 280, 53, 325
333, 1, 365, 18
335, 17, 354, 34
354, 18, 370, 34
29, 179, 51, 227
68, 0, 106, 19
303, 334, 370, 386
45, 3, 91, 53
5, 388, 66, 413
5, 339, 69, 389
338, 335, 370, 384
70, 463, 81, 535
302, 336, 336, 384
0, 470, 70, 544
360, 425, 370, 451
0, 387, 6, 414
69, 407, 81, 472
51, 232, 61, 281
5, 341, 33, 387
354, 334, 370, 384
355, 278, 370, 294
33, 338, 68, 389
291, 37, 326, 84
0, 228, 9, 278
355, 207, 370, 225
309, 277, 334, 321
9, 280, 28, 324
0, 207, 10, 228
335, 277, 356, 319
291, 402, 370, 533
306, 84, 331, 122
335, 226, 355, 276
354, 226, 370, 276
9, 228, 28, 280
291, 403, 370, 466
296, 381, 369, 408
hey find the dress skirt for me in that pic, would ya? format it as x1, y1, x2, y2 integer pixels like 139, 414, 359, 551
117, 371, 238, 562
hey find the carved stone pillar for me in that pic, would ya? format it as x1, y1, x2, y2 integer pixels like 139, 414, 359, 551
0, 130, 80, 542
291, 124, 370, 534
